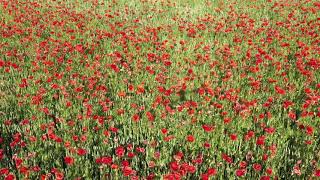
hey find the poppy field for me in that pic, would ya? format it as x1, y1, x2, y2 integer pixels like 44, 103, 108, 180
0, 0, 319, 179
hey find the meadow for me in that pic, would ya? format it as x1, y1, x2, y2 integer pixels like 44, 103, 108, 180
0, 0, 319, 179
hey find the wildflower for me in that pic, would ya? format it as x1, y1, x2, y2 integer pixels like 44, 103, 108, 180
253, 163, 262, 171
235, 169, 246, 177
202, 124, 214, 132
256, 136, 265, 146
64, 156, 74, 165
77, 148, 87, 156
115, 146, 125, 157
186, 135, 195, 142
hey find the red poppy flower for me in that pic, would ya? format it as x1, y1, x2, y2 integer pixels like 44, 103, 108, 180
0, 149, 3, 160
283, 100, 294, 108
186, 165, 196, 173
64, 156, 74, 165
230, 133, 238, 141
266, 168, 273, 175
203, 142, 211, 148
207, 168, 217, 176
288, 111, 296, 120
77, 148, 87, 156
0, 60, 4, 67
222, 154, 233, 164
275, 86, 286, 95
245, 130, 255, 141
164, 61, 172, 66
239, 161, 247, 168
260, 176, 270, 180
101, 156, 113, 165
111, 164, 118, 169
122, 166, 133, 176
201, 173, 209, 180
256, 136, 265, 146
55, 172, 64, 180
132, 114, 140, 122
122, 160, 130, 167
306, 126, 314, 135
186, 135, 195, 142
262, 154, 268, 161
172, 152, 182, 162
187, 28, 197, 37
75, 44, 84, 53
253, 163, 262, 171
0, 168, 9, 175
235, 169, 246, 177
4, 174, 15, 180
264, 127, 275, 134
148, 161, 156, 168
127, 152, 135, 158
147, 173, 155, 180
223, 118, 232, 124
115, 146, 125, 157
146, 111, 155, 122
161, 128, 168, 135
110, 64, 119, 73
202, 124, 214, 132
154, 151, 160, 159
136, 147, 145, 153
163, 173, 181, 180
170, 161, 179, 171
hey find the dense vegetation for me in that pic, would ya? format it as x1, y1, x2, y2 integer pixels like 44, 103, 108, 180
0, 0, 319, 179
